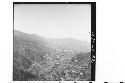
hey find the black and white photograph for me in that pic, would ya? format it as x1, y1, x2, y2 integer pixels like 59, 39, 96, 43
13, 2, 96, 81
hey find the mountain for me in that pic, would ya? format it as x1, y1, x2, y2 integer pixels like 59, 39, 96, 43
47, 38, 90, 52
13, 30, 91, 81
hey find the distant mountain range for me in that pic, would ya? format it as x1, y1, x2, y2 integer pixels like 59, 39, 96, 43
13, 30, 91, 81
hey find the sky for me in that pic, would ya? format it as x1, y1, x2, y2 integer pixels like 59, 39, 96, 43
14, 4, 91, 42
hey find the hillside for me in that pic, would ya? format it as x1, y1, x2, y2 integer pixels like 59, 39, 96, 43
13, 30, 91, 81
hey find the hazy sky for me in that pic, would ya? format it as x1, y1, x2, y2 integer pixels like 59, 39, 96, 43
14, 4, 91, 42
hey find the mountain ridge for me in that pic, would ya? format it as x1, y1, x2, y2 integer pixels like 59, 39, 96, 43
13, 30, 91, 81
